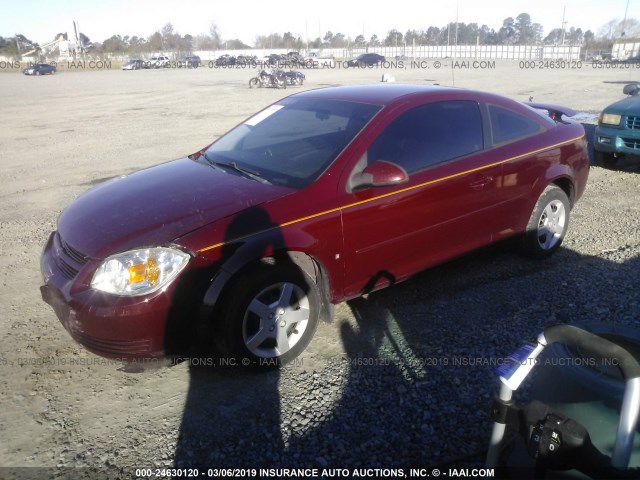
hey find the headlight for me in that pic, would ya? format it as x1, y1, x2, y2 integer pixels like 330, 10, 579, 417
91, 247, 190, 296
599, 112, 622, 126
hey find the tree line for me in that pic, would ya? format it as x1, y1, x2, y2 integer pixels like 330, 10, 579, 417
1, 14, 638, 58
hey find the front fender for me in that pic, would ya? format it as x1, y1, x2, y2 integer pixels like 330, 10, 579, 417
200, 228, 333, 315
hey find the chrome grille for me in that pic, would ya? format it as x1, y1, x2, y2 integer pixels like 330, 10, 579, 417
59, 237, 88, 265
626, 116, 640, 130
53, 233, 88, 280
55, 256, 79, 279
622, 137, 640, 150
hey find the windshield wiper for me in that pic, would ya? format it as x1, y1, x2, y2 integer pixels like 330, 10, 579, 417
203, 153, 271, 184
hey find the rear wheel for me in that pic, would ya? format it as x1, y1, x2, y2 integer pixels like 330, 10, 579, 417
217, 263, 320, 367
594, 150, 617, 168
521, 185, 570, 259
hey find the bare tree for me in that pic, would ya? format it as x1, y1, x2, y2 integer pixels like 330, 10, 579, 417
543, 28, 564, 45
566, 27, 584, 46
209, 22, 222, 49
323, 31, 333, 46
498, 17, 517, 44
195, 34, 215, 50
599, 18, 640, 39
384, 29, 403, 46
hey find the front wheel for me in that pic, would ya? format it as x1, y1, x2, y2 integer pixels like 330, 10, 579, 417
521, 185, 570, 259
217, 263, 320, 367
248, 77, 260, 88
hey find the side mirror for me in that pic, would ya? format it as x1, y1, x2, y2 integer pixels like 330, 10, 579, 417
351, 160, 409, 190
623, 83, 639, 96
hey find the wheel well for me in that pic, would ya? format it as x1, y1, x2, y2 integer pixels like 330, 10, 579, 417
552, 177, 574, 206
216, 251, 333, 322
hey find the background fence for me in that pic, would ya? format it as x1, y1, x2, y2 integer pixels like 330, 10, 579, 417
0, 44, 583, 64
612, 40, 640, 60
192, 44, 581, 61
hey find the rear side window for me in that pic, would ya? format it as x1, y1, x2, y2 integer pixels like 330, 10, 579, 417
368, 100, 483, 173
489, 105, 542, 144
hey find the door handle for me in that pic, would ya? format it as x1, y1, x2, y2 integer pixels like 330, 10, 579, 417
469, 175, 494, 189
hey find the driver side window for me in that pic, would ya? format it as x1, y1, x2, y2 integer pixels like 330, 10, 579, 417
368, 100, 484, 174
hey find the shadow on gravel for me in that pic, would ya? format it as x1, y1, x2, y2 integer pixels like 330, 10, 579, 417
173, 366, 284, 468
173, 205, 292, 469
171, 212, 640, 470
283, 244, 640, 469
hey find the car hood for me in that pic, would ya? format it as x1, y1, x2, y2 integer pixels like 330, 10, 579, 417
603, 95, 640, 114
57, 157, 293, 259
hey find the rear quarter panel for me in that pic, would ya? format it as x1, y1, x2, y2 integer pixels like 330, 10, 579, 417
496, 118, 587, 239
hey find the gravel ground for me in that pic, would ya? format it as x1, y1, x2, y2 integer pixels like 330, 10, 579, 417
0, 62, 639, 479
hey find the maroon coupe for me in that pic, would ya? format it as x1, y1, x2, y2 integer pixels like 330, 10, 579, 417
41, 84, 589, 365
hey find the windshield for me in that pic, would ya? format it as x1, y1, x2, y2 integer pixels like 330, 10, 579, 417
204, 98, 381, 188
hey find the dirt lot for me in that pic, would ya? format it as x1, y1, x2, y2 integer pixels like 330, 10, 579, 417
1, 62, 640, 478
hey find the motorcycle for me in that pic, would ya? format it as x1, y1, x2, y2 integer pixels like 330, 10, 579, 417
248, 69, 287, 89
278, 69, 305, 86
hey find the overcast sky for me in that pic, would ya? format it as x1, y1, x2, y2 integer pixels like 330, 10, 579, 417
1, 0, 636, 45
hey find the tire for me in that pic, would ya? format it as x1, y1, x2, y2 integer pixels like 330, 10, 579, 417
35, 71, 41, 76
521, 185, 570, 259
594, 150, 617, 168
216, 263, 320, 367
249, 77, 260, 88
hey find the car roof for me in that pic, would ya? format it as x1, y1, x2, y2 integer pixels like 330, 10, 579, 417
292, 84, 465, 106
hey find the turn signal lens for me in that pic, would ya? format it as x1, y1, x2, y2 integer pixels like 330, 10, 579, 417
91, 247, 190, 296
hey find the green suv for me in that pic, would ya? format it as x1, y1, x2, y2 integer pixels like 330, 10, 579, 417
594, 83, 640, 167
